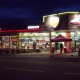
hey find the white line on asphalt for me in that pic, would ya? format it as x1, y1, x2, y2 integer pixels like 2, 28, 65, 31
65, 73, 80, 76
3, 67, 43, 72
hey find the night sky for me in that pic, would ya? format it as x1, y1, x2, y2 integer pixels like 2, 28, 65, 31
0, 0, 80, 29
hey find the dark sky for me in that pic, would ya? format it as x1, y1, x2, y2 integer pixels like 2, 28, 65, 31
0, 0, 80, 28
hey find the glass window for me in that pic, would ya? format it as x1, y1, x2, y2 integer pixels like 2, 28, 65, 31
19, 32, 50, 50
10, 36, 17, 49
2, 36, 9, 48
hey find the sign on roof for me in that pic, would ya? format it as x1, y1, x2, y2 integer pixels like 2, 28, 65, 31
27, 26, 39, 29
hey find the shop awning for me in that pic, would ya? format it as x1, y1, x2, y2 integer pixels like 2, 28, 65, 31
51, 34, 72, 42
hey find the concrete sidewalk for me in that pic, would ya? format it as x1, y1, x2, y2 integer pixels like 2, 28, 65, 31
0, 51, 80, 62
52, 52, 78, 57
15, 51, 78, 57
13, 51, 80, 62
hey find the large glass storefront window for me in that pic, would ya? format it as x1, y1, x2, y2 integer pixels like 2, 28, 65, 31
19, 33, 49, 50
2, 36, 9, 48
71, 31, 80, 51
0, 35, 17, 49
10, 36, 17, 49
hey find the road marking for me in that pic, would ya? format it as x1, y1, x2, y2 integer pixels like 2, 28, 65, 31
65, 73, 80, 76
4, 67, 43, 72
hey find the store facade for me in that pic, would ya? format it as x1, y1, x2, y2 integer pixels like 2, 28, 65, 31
0, 27, 51, 53
43, 12, 80, 54
0, 28, 71, 54
0, 33, 18, 49
0, 12, 80, 54
19, 32, 50, 51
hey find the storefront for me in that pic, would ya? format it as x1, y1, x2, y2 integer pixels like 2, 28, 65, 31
42, 12, 80, 55
0, 27, 51, 53
19, 32, 50, 51
43, 12, 71, 55
0, 30, 71, 54
69, 12, 80, 52
0, 11, 80, 55
0, 33, 18, 49
70, 31, 80, 52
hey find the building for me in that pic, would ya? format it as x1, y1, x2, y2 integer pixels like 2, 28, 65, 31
0, 12, 80, 54
43, 11, 80, 54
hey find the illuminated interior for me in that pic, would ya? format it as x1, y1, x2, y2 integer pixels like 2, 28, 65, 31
0, 35, 17, 49
0, 11, 80, 54
70, 31, 80, 51
19, 32, 50, 50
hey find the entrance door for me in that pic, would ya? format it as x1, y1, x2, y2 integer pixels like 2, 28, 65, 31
75, 41, 80, 52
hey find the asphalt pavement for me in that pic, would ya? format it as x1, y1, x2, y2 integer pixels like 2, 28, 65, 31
0, 51, 80, 80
